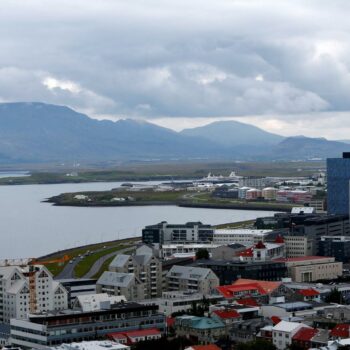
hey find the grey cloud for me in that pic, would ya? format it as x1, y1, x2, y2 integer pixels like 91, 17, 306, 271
0, 0, 349, 121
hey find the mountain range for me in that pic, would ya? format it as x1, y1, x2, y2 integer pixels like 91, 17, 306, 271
0, 102, 348, 163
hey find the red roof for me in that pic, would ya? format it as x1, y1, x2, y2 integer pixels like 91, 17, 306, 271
293, 327, 318, 342
271, 316, 281, 325
167, 317, 175, 328
255, 241, 266, 249
213, 309, 241, 319
189, 345, 221, 350
217, 279, 281, 299
330, 324, 350, 338
298, 289, 320, 297
237, 247, 253, 257
274, 256, 330, 262
236, 297, 260, 307
275, 235, 284, 244
108, 328, 161, 343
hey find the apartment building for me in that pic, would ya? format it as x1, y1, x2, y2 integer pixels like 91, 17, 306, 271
166, 265, 219, 295
0, 265, 68, 324
96, 272, 145, 300
109, 253, 162, 298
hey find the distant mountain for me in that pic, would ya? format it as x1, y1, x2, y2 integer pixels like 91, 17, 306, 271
0, 102, 222, 162
0, 102, 348, 163
181, 120, 284, 147
270, 136, 350, 160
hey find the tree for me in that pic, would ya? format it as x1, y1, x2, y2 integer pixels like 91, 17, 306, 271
236, 339, 277, 350
326, 287, 343, 304
196, 248, 209, 260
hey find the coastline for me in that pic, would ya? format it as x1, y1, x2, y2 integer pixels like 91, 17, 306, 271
45, 199, 291, 212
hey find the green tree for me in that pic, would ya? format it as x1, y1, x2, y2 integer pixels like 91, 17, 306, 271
326, 288, 343, 304
236, 339, 277, 350
196, 249, 209, 260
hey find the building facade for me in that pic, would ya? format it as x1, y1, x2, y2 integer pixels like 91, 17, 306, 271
96, 272, 145, 301
142, 222, 214, 245
194, 260, 287, 285
10, 302, 166, 349
166, 265, 219, 295
0, 265, 68, 324
319, 236, 350, 263
109, 253, 162, 299
274, 256, 343, 282
327, 153, 350, 215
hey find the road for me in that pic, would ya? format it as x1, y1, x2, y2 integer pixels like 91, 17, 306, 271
55, 245, 135, 280
82, 247, 132, 278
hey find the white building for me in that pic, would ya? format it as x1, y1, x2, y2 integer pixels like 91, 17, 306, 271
0, 265, 68, 324
213, 229, 271, 246
48, 341, 130, 350
272, 321, 308, 350
161, 243, 222, 259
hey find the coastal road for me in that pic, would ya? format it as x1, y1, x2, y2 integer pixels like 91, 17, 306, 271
55, 245, 136, 280
82, 246, 134, 278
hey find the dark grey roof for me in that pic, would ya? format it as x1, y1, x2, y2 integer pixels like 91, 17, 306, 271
109, 254, 131, 268
97, 271, 135, 288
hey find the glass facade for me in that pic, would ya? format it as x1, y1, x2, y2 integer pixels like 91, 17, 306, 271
327, 156, 350, 215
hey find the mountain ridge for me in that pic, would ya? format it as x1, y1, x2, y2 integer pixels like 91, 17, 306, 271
0, 102, 348, 163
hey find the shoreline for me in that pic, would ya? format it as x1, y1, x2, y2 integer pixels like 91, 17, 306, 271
45, 199, 291, 212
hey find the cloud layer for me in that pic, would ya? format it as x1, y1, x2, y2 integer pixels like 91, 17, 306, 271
1, 0, 350, 137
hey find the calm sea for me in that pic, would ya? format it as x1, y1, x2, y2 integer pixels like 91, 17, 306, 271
0, 180, 277, 258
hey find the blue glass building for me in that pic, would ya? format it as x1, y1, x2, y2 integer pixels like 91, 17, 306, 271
327, 153, 350, 215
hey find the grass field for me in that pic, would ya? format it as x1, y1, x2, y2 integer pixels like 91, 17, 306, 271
73, 244, 125, 278
36, 237, 140, 276
0, 160, 325, 185
214, 219, 256, 229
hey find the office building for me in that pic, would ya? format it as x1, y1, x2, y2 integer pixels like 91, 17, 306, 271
142, 222, 214, 245
213, 229, 271, 246
10, 300, 166, 349
327, 153, 350, 215
319, 236, 350, 263
194, 260, 287, 285
274, 256, 342, 282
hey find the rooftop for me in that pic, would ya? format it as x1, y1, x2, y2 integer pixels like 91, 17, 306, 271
293, 327, 318, 342
298, 289, 320, 297
48, 341, 129, 350
330, 324, 350, 338
273, 320, 305, 333
212, 309, 241, 319
274, 256, 332, 263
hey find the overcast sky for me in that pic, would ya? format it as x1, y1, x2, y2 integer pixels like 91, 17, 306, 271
2, 0, 350, 139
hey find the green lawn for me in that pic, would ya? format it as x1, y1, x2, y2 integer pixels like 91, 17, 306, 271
37, 237, 140, 276
214, 219, 256, 229
73, 245, 125, 278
